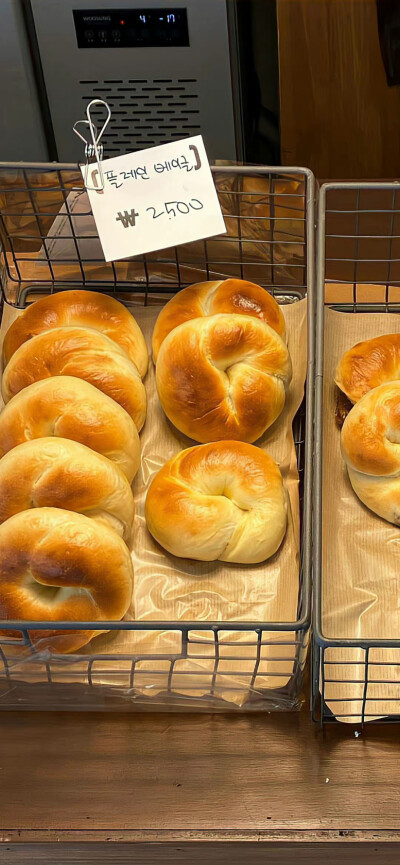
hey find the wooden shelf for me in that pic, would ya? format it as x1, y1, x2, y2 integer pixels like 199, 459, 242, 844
1, 709, 400, 863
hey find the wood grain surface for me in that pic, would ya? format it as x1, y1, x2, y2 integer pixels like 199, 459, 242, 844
2, 840, 400, 865
277, 0, 400, 178
1, 710, 400, 862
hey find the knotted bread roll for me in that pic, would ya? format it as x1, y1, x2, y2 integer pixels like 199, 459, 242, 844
152, 279, 285, 361
0, 376, 140, 482
2, 326, 146, 430
3, 289, 148, 376
341, 381, 400, 524
336, 333, 400, 403
0, 507, 134, 653
0, 438, 135, 540
145, 441, 287, 563
156, 314, 292, 443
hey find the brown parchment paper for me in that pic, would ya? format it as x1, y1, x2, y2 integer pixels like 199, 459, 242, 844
0, 298, 307, 707
323, 306, 400, 723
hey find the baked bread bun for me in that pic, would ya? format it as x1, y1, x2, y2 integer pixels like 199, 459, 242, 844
3, 289, 148, 377
156, 314, 292, 443
335, 333, 400, 403
145, 441, 287, 563
0, 507, 133, 653
2, 326, 147, 431
0, 437, 135, 540
152, 279, 285, 361
341, 381, 400, 524
0, 376, 140, 482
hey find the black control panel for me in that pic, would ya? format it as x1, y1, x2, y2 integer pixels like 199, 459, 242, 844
73, 8, 189, 48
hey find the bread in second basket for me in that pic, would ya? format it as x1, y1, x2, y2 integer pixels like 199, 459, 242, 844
341, 381, 400, 525
0, 437, 135, 541
156, 313, 292, 443
335, 333, 400, 403
145, 440, 287, 563
0, 507, 134, 653
2, 325, 147, 430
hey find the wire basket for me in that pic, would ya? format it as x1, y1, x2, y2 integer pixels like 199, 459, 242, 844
0, 162, 314, 711
313, 180, 400, 726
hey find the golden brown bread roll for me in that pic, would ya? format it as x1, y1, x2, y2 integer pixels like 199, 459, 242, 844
0, 507, 134, 653
335, 333, 400, 403
156, 314, 292, 443
0, 437, 135, 540
0, 376, 140, 482
152, 279, 286, 361
145, 441, 287, 563
2, 326, 147, 431
3, 289, 148, 377
341, 382, 400, 524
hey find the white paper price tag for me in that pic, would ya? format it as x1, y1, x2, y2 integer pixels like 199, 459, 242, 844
82, 135, 227, 262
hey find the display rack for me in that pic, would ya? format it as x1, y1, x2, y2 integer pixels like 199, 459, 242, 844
0, 163, 314, 711
313, 181, 400, 725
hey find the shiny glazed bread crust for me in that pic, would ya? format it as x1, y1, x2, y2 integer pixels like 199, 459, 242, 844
0, 376, 140, 482
335, 333, 400, 403
145, 440, 287, 563
156, 313, 292, 443
152, 278, 286, 361
0, 507, 134, 653
341, 381, 400, 524
2, 325, 147, 431
0, 437, 135, 541
3, 289, 148, 377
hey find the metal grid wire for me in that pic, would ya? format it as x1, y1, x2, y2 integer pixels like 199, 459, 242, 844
313, 181, 400, 726
0, 163, 314, 710
0, 162, 310, 305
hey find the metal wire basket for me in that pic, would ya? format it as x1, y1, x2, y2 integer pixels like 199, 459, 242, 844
313, 180, 400, 726
0, 162, 314, 711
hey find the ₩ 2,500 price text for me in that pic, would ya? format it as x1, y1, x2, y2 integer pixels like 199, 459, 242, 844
115, 198, 204, 228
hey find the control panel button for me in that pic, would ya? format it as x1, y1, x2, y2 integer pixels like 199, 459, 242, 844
74, 8, 189, 49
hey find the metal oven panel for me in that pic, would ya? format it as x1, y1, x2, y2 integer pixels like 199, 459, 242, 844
30, 0, 237, 161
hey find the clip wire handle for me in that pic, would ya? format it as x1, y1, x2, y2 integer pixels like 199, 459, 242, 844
73, 98, 112, 192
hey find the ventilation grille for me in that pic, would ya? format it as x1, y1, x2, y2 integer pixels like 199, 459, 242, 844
79, 78, 200, 154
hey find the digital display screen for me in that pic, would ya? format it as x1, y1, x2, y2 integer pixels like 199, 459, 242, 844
73, 8, 189, 48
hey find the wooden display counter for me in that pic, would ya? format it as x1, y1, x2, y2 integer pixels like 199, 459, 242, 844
1, 709, 400, 864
